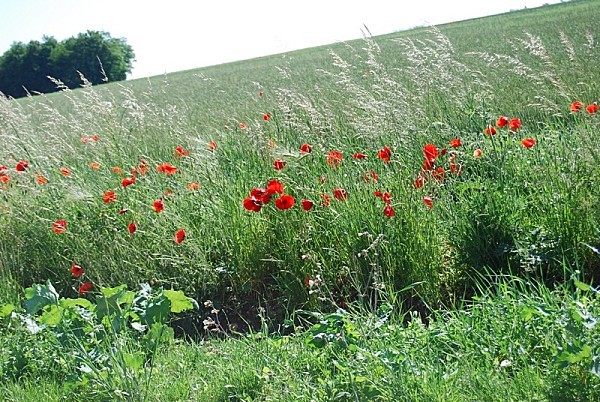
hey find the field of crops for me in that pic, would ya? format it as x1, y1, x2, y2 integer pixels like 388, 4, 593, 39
1, 0, 600, 400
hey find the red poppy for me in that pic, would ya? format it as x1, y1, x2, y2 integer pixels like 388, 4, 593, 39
16, 160, 28, 172
119, 209, 128, 214
89, 162, 100, 171
0, 165, 6, 171
484, 125, 497, 135
381, 192, 392, 204
208, 141, 217, 151
321, 193, 331, 207
120, 176, 135, 188
422, 195, 433, 209
273, 159, 286, 170
79, 282, 93, 295
374, 190, 383, 198
432, 167, 445, 183
301, 199, 314, 211
250, 187, 271, 204
266, 180, 284, 195
187, 182, 200, 190
521, 138, 536, 148
175, 146, 189, 158
53, 219, 67, 234
473, 149, 482, 158
36, 175, 48, 185
300, 143, 313, 154
112, 166, 124, 174
496, 116, 509, 127
275, 194, 295, 210
91, 135, 99, 142
422, 158, 435, 171
136, 160, 149, 175
71, 264, 83, 278
263, 113, 271, 121
450, 163, 462, 175
103, 191, 117, 203
423, 144, 438, 163
570, 101, 584, 112
156, 163, 178, 175
327, 151, 343, 168
414, 174, 426, 189
587, 103, 598, 114
304, 275, 314, 287
383, 204, 395, 218
449, 138, 462, 148
353, 152, 368, 159
0, 174, 9, 184
259, 92, 263, 97
377, 146, 391, 163
60, 167, 71, 177
363, 171, 378, 183
243, 197, 262, 212
239, 123, 247, 129
174, 229, 186, 244
153, 199, 164, 213
509, 118, 522, 131
128, 222, 137, 234
333, 188, 348, 201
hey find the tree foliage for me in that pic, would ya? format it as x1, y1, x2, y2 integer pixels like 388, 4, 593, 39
0, 31, 134, 98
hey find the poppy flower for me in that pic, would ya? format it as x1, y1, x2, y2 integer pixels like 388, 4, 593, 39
363, 171, 378, 183
208, 141, 217, 151
81, 137, 89, 143
153, 199, 165, 213
449, 138, 462, 148
112, 166, 124, 174
509, 118, 522, 131
377, 146, 391, 163
496, 116, 509, 127
381, 192, 392, 204
186, 182, 200, 190
91, 135, 99, 142
36, 175, 48, 185
79, 282, 93, 295
250, 187, 271, 204
353, 152, 368, 159
321, 193, 331, 207
383, 204, 395, 218
587, 103, 598, 114
570, 101, 584, 112
422, 195, 433, 209
243, 197, 262, 212
239, 123, 247, 129
157, 163, 178, 175
423, 144, 438, 163
0, 165, 6, 171
333, 188, 348, 201
266, 180, 284, 195
450, 163, 462, 175
16, 160, 28, 172
122, 176, 136, 187
174, 146, 189, 158
275, 194, 295, 210
432, 167, 445, 183
422, 158, 435, 171
327, 151, 343, 168
53, 219, 67, 234
302, 199, 314, 211
414, 174, 426, 189
484, 126, 497, 135
60, 167, 71, 177
273, 159, 286, 170
0, 174, 9, 184
163, 189, 174, 196
300, 143, 312, 154
137, 160, 149, 175
263, 113, 271, 121
259, 92, 263, 97
71, 264, 83, 278
521, 138, 536, 148
174, 229, 186, 244
103, 191, 117, 203
89, 162, 100, 171
128, 222, 137, 234
473, 149, 482, 158
304, 275, 315, 287
119, 209, 128, 214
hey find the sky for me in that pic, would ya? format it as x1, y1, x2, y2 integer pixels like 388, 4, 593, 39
0, 0, 564, 80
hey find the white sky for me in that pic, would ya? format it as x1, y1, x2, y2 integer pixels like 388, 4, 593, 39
0, 0, 563, 79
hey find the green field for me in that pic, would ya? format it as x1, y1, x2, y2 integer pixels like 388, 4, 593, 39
1, 0, 600, 400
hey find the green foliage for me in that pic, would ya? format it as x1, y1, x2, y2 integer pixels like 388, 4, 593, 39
0, 31, 134, 98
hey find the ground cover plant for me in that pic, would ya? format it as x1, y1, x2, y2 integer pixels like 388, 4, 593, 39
1, 0, 600, 399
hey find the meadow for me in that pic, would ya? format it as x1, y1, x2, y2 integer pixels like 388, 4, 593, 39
1, 0, 600, 400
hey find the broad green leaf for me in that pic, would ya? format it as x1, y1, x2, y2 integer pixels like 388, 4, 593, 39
23, 281, 59, 315
163, 289, 194, 313
0, 303, 14, 318
60, 298, 93, 310
144, 296, 170, 326
574, 280, 591, 292
122, 352, 145, 370
39, 304, 63, 326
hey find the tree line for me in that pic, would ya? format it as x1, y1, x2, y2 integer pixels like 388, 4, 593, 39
0, 31, 135, 98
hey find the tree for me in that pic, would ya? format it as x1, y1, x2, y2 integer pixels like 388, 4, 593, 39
0, 31, 134, 98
